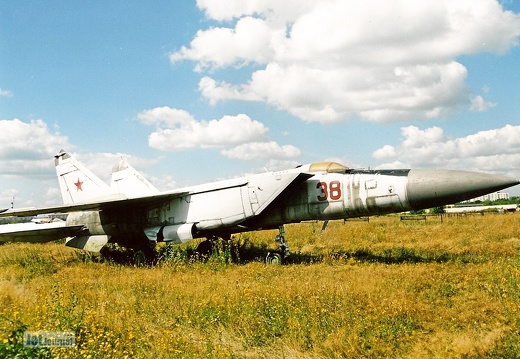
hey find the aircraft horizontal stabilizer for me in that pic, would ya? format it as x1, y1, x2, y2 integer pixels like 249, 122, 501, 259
65, 235, 110, 252
0, 221, 85, 243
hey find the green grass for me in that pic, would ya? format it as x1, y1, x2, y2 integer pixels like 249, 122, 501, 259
0, 213, 519, 358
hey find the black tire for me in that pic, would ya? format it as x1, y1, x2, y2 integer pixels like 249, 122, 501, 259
266, 252, 283, 265
196, 239, 214, 257
133, 250, 147, 267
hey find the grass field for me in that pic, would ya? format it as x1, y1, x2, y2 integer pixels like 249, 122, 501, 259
0, 213, 519, 358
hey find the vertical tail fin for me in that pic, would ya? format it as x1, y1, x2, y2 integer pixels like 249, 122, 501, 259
54, 150, 112, 204
110, 158, 159, 197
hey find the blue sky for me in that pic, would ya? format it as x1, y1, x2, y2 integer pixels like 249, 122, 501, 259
1, 0, 520, 208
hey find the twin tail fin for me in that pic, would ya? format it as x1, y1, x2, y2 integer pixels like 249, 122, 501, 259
54, 149, 158, 204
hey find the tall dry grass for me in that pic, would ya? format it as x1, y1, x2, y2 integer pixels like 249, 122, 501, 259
0, 213, 519, 358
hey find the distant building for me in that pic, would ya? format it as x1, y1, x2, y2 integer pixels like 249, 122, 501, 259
465, 191, 510, 203
445, 204, 518, 213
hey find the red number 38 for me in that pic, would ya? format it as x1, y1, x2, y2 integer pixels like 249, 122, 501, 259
316, 181, 342, 201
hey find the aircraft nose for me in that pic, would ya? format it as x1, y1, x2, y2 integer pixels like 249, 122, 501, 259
406, 169, 520, 211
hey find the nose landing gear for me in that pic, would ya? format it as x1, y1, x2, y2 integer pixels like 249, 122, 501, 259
265, 225, 290, 265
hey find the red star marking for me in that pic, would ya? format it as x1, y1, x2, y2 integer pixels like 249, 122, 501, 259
74, 178, 83, 192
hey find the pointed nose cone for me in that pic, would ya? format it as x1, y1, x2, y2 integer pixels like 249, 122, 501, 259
407, 169, 520, 210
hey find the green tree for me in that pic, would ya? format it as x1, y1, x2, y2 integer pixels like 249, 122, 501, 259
430, 206, 445, 214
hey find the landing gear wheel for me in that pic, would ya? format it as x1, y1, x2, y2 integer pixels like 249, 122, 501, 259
265, 252, 283, 265
133, 250, 147, 267
133, 243, 157, 266
196, 238, 215, 257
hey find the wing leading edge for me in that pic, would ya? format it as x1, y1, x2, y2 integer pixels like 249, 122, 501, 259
0, 190, 191, 219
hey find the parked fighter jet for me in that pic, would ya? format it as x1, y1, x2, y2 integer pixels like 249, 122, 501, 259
1, 150, 518, 263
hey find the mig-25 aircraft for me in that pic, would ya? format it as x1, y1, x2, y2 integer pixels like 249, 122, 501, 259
0, 150, 518, 263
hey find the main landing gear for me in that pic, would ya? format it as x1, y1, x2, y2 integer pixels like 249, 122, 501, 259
265, 225, 290, 265
194, 227, 291, 265
196, 236, 217, 257
195, 234, 232, 259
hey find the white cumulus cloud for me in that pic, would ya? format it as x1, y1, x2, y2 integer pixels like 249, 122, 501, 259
372, 124, 520, 174
171, 16, 277, 72
0, 119, 70, 176
140, 109, 268, 151
138, 107, 300, 161
138, 107, 195, 127
470, 95, 497, 112
221, 141, 301, 160
0, 89, 13, 97
173, 0, 520, 123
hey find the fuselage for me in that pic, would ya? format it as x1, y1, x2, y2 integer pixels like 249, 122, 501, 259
65, 161, 519, 246
142, 163, 414, 241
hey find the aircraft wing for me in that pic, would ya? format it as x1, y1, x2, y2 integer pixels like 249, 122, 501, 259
0, 174, 252, 218
0, 221, 85, 243
252, 172, 314, 216
0, 190, 192, 218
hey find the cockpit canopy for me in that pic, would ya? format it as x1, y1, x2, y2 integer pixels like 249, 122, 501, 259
308, 162, 349, 173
